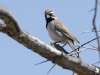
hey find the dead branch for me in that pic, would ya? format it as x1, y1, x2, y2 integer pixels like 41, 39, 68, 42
79, 29, 100, 34
92, 0, 100, 58
92, 0, 99, 39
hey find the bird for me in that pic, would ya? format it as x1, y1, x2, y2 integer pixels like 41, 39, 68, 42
44, 9, 81, 58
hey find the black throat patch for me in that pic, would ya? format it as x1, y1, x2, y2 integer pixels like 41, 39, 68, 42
46, 18, 54, 29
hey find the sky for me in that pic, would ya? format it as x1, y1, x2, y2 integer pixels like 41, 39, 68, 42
0, 0, 100, 75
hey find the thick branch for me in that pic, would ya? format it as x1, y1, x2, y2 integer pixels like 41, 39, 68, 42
0, 5, 21, 35
0, 5, 100, 75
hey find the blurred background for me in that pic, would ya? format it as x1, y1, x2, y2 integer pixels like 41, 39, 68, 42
0, 0, 100, 75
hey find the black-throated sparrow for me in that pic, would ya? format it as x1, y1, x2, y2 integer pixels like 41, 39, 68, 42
45, 9, 80, 57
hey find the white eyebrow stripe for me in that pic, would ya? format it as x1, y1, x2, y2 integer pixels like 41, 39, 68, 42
49, 12, 54, 14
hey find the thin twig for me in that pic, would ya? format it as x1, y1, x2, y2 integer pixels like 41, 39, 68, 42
34, 60, 48, 66
69, 47, 88, 55
92, 0, 100, 61
89, 8, 95, 12
82, 46, 98, 50
93, 0, 100, 47
89, 44, 97, 48
71, 46, 98, 55
92, 61, 100, 65
79, 29, 100, 34
46, 64, 56, 75
70, 36, 100, 54
97, 0, 100, 5
70, 46, 98, 55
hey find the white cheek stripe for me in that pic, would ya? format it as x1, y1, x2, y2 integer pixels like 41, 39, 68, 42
47, 15, 50, 18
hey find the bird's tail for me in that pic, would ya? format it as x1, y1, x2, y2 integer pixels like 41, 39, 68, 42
68, 40, 83, 62
68, 40, 79, 57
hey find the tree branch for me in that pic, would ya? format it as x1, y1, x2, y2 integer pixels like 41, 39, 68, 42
0, 5, 100, 75
92, 0, 100, 65
92, 0, 100, 58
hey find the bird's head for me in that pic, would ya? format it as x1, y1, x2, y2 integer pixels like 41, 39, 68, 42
45, 9, 57, 21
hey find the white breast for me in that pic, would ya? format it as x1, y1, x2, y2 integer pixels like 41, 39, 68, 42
47, 21, 57, 41
47, 21, 67, 44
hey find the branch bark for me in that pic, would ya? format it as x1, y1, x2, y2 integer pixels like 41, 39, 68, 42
0, 5, 100, 75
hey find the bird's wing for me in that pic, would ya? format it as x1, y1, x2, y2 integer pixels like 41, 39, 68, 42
54, 19, 80, 44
